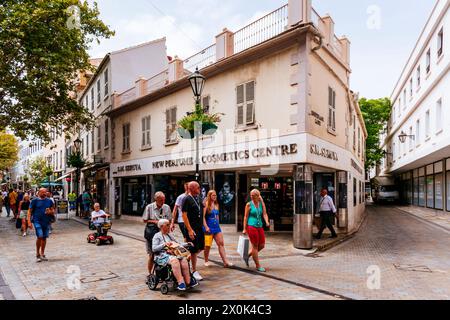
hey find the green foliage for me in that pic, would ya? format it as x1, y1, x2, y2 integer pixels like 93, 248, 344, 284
359, 97, 392, 170
67, 152, 86, 168
178, 103, 223, 132
26, 156, 53, 186
0, 0, 114, 142
0, 130, 19, 172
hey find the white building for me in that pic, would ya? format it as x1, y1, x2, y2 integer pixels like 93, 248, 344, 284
381, 0, 450, 210
106, 0, 367, 246
68, 39, 169, 211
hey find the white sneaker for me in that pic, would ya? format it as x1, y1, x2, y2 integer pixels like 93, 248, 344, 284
204, 262, 211, 267
22, 233, 26, 237
193, 271, 203, 281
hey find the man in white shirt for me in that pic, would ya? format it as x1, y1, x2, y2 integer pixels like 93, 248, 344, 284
91, 203, 110, 235
315, 188, 338, 239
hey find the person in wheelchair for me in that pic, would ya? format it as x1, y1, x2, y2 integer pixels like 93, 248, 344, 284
91, 203, 110, 236
152, 219, 199, 291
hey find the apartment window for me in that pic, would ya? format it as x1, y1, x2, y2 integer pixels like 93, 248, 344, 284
60, 150, 62, 169
85, 95, 89, 110
97, 80, 101, 105
166, 107, 177, 143
104, 69, 109, 97
202, 95, 210, 113
353, 114, 356, 150
104, 119, 109, 148
358, 127, 361, 156
425, 110, 430, 138
122, 123, 130, 152
438, 28, 443, 58
91, 129, 95, 154
142, 116, 151, 148
403, 89, 407, 109
393, 142, 396, 159
436, 99, 443, 133
409, 78, 413, 98
416, 120, 421, 146
417, 66, 421, 88
237, 81, 255, 127
409, 127, 413, 150
97, 126, 101, 151
91, 88, 95, 110
327, 87, 336, 132
426, 49, 431, 74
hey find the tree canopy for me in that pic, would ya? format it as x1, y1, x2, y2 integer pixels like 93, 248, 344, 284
0, 130, 19, 172
0, 0, 114, 142
25, 156, 53, 186
359, 97, 392, 171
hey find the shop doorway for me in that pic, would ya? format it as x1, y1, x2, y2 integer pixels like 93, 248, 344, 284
122, 177, 148, 216
237, 174, 294, 232
154, 175, 194, 209
313, 173, 336, 212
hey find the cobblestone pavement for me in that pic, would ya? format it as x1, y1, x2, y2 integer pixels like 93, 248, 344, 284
394, 205, 450, 232
1, 204, 449, 300
0, 209, 337, 300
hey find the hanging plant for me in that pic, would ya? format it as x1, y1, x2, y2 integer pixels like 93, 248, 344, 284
67, 153, 87, 169
177, 103, 223, 139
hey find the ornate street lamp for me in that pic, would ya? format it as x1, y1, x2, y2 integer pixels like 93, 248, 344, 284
398, 131, 415, 144
188, 68, 206, 182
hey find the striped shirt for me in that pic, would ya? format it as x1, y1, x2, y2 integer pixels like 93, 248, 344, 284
319, 195, 337, 213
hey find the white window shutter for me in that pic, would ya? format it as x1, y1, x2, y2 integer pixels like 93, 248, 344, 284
246, 81, 255, 101
246, 103, 254, 125
237, 105, 244, 126
237, 85, 244, 104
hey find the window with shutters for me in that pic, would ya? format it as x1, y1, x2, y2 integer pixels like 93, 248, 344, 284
353, 114, 356, 150
122, 123, 131, 153
328, 87, 336, 133
104, 69, 109, 97
91, 129, 95, 154
438, 28, 443, 58
142, 116, 151, 148
426, 49, 431, 74
202, 95, 210, 113
97, 126, 101, 151
91, 88, 95, 110
166, 107, 177, 143
85, 95, 89, 110
104, 119, 109, 148
236, 81, 255, 127
97, 80, 101, 105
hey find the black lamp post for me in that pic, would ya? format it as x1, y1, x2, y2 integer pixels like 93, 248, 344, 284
73, 138, 82, 217
188, 67, 206, 182
398, 131, 415, 144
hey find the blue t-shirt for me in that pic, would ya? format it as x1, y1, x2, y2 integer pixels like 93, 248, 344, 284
30, 198, 54, 226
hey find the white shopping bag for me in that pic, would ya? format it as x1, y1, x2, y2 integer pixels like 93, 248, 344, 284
237, 235, 249, 261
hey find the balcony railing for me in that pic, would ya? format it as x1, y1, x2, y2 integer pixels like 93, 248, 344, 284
311, 7, 321, 27
119, 87, 136, 106
145, 70, 169, 94
234, 4, 289, 54
184, 44, 216, 72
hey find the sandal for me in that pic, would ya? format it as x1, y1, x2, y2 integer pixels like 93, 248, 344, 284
224, 262, 234, 268
256, 267, 266, 272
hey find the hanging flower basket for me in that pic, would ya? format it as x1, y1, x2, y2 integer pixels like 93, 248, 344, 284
177, 104, 223, 139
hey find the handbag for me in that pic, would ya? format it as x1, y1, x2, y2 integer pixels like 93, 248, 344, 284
237, 235, 249, 262
144, 223, 159, 241
15, 217, 22, 229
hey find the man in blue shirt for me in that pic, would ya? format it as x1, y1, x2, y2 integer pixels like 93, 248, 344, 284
29, 188, 55, 262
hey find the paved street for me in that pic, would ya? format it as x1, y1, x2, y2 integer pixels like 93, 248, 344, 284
1, 204, 449, 300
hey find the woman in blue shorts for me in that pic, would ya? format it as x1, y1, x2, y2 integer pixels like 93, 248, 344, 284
202, 190, 233, 268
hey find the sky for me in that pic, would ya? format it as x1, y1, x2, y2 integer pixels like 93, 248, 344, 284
87, 0, 437, 100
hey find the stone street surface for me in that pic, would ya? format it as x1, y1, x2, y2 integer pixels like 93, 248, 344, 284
1, 204, 450, 300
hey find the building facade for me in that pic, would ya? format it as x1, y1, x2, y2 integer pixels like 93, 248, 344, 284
107, 0, 367, 241
381, 0, 449, 210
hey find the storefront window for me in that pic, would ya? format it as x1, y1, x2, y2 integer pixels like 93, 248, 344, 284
426, 175, 434, 208
447, 170, 450, 212
122, 177, 149, 216
215, 173, 236, 225
413, 177, 419, 206
418, 176, 425, 207
435, 173, 443, 210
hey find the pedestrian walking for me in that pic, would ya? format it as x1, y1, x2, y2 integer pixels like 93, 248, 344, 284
82, 190, 92, 219
46, 191, 57, 234
19, 194, 31, 237
68, 191, 77, 211
170, 183, 189, 241
4, 191, 10, 217
143, 192, 172, 282
243, 189, 270, 272
8, 189, 18, 219
182, 181, 205, 281
29, 188, 55, 262
0, 190, 4, 215
202, 190, 233, 268
315, 188, 338, 239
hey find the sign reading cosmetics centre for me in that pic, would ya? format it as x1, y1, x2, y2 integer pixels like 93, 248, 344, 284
111, 134, 306, 177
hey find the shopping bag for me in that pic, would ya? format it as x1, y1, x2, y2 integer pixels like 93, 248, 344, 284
15, 218, 22, 229
237, 235, 249, 261
204, 234, 213, 247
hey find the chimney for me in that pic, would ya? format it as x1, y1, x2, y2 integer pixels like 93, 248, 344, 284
216, 28, 235, 61
168, 56, 184, 83
288, 0, 312, 26
318, 15, 334, 46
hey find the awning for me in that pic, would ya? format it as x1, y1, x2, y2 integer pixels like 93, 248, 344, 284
40, 182, 64, 187
55, 171, 75, 182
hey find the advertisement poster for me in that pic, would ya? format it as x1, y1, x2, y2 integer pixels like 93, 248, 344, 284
215, 173, 236, 224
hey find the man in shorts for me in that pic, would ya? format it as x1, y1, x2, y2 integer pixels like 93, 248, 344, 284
170, 183, 189, 241
182, 181, 205, 281
28, 188, 55, 262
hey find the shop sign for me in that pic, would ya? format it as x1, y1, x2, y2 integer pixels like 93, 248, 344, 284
351, 159, 363, 175
309, 144, 339, 161
117, 164, 142, 173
